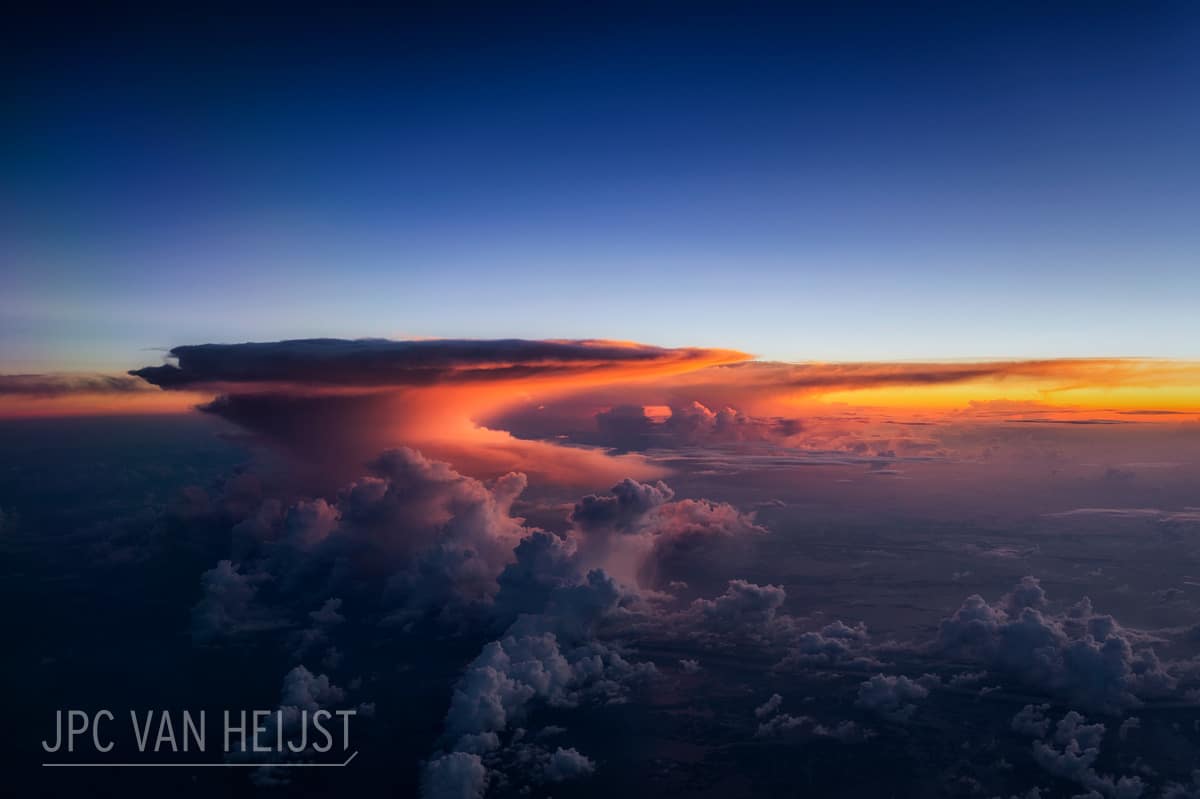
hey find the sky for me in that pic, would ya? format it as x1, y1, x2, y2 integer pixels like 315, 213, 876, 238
4, 3, 1200, 373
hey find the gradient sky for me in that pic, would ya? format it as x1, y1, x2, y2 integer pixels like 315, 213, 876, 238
4, 3, 1200, 372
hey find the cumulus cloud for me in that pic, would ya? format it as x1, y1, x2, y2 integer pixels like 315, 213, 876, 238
1026, 710, 1145, 798
685, 579, 792, 645
776, 620, 880, 670
418, 470, 677, 796
566, 479, 765, 590
755, 712, 812, 737
937, 577, 1176, 713
1012, 704, 1052, 738
191, 560, 278, 642
227, 447, 531, 618
754, 693, 783, 719
570, 479, 675, 532
280, 664, 345, 712
855, 674, 935, 721
542, 746, 596, 782
751, 696, 873, 742
588, 401, 802, 452
422, 751, 489, 799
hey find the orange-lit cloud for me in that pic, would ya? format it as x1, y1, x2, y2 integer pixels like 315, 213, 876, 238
122, 338, 747, 485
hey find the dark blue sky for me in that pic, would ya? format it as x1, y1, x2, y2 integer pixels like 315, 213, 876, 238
4, 3, 1198, 369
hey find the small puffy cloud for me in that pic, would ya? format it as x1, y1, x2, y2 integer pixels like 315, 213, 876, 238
755, 713, 812, 737
686, 579, 791, 645
813, 720, 874, 743
310, 597, 345, 626
280, 665, 345, 712
570, 479, 674, 532
422, 751, 489, 799
565, 479, 764, 590
776, 620, 878, 670
755, 693, 783, 719
855, 674, 932, 720
191, 560, 276, 642
1012, 704, 1052, 738
1028, 711, 1145, 798
542, 746, 596, 782
1118, 717, 1140, 740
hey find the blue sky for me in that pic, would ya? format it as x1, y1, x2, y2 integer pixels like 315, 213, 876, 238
3, 3, 1199, 371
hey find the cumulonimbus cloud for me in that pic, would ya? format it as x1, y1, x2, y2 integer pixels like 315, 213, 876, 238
122, 340, 1200, 487
128, 338, 747, 486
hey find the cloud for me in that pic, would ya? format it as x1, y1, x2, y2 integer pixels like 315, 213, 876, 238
1012, 704, 1052, 738
421, 751, 489, 799
776, 620, 879, 670
937, 577, 1177, 713
131, 338, 746, 390
755, 712, 813, 737
588, 401, 802, 452
542, 746, 596, 782
1025, 710, 1146, 798
130, 338, 736, 485
683, 579, 793, 646
565, 479, 765, 590
0, 373, 151, 396
751, 696, 873, 741
191, 560, 280, 642
708, 358, 1200, 397
426, 566, 653, 793
855, 674, 934, 721
0, 372, 201, 417
280, 664, 345, 712
570, 479, 675, 532
754, 693, 783, 719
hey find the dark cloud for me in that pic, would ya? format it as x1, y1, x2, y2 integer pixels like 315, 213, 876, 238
570, 479, 675, 532
131, 338, 743, 389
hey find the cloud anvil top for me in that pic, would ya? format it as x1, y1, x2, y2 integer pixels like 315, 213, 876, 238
128, 338, 748, 388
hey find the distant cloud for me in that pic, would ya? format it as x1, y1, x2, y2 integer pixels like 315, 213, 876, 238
1048, 508, 1200, 523
0, 373, 151, 396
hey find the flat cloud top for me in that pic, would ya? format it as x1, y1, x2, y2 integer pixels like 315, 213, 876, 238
131, 338, 747, 389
